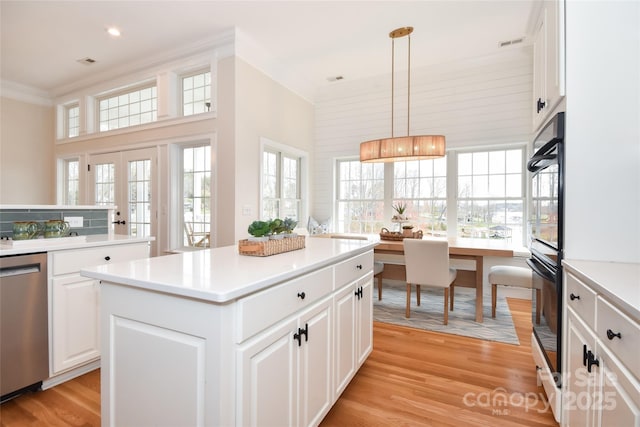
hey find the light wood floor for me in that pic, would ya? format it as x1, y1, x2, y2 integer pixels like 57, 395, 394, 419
0, 298, 558, 427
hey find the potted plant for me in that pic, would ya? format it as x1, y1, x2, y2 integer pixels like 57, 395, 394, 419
392, 203, 408, 221
268, 218, 285, 239
247, 220, 271, 242
282, 217, 298, 237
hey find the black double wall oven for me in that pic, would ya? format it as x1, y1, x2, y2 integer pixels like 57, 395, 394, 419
527, 112, 564, 387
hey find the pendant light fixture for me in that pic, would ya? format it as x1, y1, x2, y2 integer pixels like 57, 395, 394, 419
360, 27, 445, 163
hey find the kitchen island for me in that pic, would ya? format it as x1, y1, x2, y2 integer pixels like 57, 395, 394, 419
81, 237, 376, 427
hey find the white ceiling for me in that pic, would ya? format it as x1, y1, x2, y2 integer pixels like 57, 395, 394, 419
0, 0, 536, 102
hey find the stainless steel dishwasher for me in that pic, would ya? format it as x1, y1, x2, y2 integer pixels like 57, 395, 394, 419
0, 252, 49, 403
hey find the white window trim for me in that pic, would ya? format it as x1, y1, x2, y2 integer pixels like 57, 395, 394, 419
259, 137, 308, 224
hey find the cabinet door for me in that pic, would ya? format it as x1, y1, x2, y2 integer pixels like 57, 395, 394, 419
298, 298, 333, 427
51, 275, 100, 374
598, 345, 640, 427
356, 276, 373, 366
333, 282, 356, 397
237, 317, 298, 427
564, 309, 597, 427
532, 11, 547, 130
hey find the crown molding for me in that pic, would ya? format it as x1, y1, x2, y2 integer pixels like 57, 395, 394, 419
1, 80, 53, 106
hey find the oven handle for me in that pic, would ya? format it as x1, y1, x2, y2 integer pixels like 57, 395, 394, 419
526, 258, 555, 282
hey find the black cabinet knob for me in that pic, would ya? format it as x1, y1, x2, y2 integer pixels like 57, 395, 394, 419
606, 329, 622, 340
570, 293, 580, 301
297, 292, 306, 300
104, 256, 111, 261
356, 264, 362, 270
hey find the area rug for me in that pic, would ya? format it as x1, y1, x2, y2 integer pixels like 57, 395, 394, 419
373, 282, 520, 345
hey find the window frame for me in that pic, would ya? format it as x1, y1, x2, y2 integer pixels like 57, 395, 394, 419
333, 144, 527, 245
259, 138, 307, 223
97, 82, 158, 132
181, 143, 212, 247
181, 69, 212, 117
65, 103, 80, 138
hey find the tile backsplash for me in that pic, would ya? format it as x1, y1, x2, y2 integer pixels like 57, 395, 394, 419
0, 207, 110, 238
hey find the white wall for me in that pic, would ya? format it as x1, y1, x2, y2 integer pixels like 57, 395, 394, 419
564, 0, 640, 263
312, 47, 534, 223
0, 97, 55, 204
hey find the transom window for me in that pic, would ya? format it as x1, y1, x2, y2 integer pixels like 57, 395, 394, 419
98, 85, 157, 132
66, 104, 79, 138
262, 149, 301, 221
183, 71, 211, 116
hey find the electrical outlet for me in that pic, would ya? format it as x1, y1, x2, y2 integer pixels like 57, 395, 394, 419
64, 216, 84, 228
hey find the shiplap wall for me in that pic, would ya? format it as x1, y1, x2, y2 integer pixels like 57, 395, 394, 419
312, 46, 533, 224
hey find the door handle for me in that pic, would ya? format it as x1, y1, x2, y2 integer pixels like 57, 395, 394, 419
112, 220, 127, 225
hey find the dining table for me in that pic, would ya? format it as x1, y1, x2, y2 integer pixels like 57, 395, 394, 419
373, 236, 529, 323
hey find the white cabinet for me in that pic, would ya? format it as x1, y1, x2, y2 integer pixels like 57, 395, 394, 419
562, 268, 640, 426
334, 274, 373, 397
237, 296, 333, 427
532, 0, 565, 131
49, 242, 149, 376
96, 246, 374, 426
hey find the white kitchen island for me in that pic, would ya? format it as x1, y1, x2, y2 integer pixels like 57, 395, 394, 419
81, 237, 377, 427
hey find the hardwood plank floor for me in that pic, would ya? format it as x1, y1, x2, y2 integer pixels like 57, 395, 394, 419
0, 298, 558, 427
321, 298, 559, 427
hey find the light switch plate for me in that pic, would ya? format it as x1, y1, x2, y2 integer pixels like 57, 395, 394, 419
64, 216, 84, 227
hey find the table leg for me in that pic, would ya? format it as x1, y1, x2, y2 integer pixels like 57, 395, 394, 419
474, 256, 483, 323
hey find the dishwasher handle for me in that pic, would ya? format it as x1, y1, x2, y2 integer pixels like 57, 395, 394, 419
0, 264, 41, 278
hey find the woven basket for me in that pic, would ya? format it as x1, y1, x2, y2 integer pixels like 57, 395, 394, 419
379, 228, 423, 241
238, 235, 306, 257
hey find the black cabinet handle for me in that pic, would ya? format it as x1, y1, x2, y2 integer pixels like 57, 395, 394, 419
354, 286, 363, 300
297, 292, 306, 300
587, 350, 599, 373
536, 98, 546, 113
582, 344, 588, 367
293, 330, 302, 347
356, 264, 363, 270
606, 329, 622, 340
570, 293, 580, 301
104, 256, 111, 261
300, 323, 308, 342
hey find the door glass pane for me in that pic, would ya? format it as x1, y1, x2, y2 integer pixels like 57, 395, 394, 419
128, 159, 151, 237
94, 163, 115, 205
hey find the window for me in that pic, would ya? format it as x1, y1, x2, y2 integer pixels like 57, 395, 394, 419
183, 71, 211, 116
183, 145, 211, 246
99, 85, 157, 132
63, 159, 80, 204
394, 157, 448, 237
262, 149, 301, 221
336, 160, 384, 233
94, 163, 116, 205
335, 146, 526, 244
66, 104, 79, 138
457, 148, 524, 242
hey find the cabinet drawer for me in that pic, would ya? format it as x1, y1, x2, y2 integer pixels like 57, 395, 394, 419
565, 272, 596, 328
596, 296, 640, 379
236, 266, 333, 343
335, 251, 373, 287
52, 242, 149, 276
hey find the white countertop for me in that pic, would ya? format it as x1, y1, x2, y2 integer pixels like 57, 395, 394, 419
81, 237, 377, 303
563, 259, 640, 321
0, 234, 153, 256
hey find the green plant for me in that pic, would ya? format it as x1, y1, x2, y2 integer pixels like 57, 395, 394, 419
283, 217, 298, 233
269, 218, 285, 235
247, 220, 271, 237
392, 203, 407, 215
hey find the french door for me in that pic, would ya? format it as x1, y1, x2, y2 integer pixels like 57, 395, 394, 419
88, 148, 158, 255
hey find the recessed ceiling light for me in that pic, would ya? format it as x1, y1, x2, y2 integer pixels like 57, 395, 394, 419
107, 27, 121, 37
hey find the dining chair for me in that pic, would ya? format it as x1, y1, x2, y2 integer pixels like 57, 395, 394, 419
403, 239, 457, 324
184, 223, 210, 248
489, 265, 540, 323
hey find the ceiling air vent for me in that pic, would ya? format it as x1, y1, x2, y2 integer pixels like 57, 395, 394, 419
499, 37, 525, 48
77, 57, 97, 65
327, 76, 344, 82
